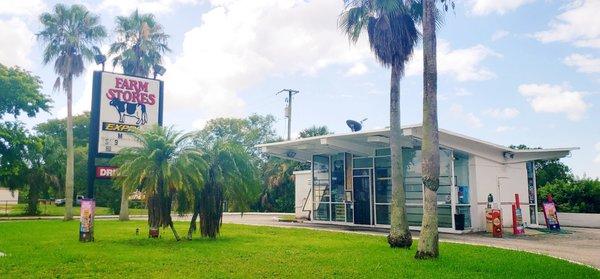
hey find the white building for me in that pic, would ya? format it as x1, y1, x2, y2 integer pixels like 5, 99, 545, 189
258, 125, 575, 233
0, 188, 19, 204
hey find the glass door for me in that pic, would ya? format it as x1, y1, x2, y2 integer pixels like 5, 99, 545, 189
353, 169, 372, 225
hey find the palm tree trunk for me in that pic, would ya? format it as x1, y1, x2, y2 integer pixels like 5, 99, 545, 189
169, 222, 181, 241
387, 63, 412, 248
64, 75, 75, 221
187, 211, 199, 240
416, 0, 440, 259
119, 185, 130, 221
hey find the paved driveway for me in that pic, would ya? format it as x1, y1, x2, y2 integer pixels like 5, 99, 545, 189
220, 213, 600, 270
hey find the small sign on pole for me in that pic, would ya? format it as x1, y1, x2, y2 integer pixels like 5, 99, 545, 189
79, 199, 95, 242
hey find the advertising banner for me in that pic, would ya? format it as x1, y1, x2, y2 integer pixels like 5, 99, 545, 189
543, 198, 561, 231
79, 199, 95, 242
96, 72, 161, 155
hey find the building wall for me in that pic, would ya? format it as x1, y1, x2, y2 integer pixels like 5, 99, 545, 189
471, 156, 531, 230
293, 171, 312, 219
537, 212, 600, 228
0, 188, 19, 204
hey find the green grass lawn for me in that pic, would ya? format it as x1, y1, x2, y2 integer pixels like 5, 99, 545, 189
0, 221, 597, 278
1, 203, 147, 217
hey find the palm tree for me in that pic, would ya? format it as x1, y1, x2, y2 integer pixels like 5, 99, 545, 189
340, 0, 421, 248
38, 4, 106, 220
111, 126, 206, 241
416, 0, 452, 260
109, 10, 170, 220
109, 10, 170, 78
186, 139, 260, 239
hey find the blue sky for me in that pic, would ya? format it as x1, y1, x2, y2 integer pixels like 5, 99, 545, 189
0, 0, 598, 178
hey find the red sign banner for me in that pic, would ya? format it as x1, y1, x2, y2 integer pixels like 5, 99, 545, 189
95, 166, 118, 179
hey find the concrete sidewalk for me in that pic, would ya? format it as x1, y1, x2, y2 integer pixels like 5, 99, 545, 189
2, 213, 599, 270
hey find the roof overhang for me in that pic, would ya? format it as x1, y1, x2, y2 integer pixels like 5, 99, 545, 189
257, 125, 578, 164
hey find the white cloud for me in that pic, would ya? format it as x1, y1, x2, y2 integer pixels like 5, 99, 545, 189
455, 88, 473, 97
518, 83, 590, 121
468, 0, 534, 16
406, 41, 500, 82
98, 0, 200, 14
491, 30, 509, 41
0, 0, 46, 17
496, 126, 516, 132
346, 62, 368, 76
595, 142, 600, 164
535, 0, 600, 48
564, 53, 600, 74
483, 107, 520, 119
163, 0, 371, 126
449, 104, 483, 128
0, 17, 35, 68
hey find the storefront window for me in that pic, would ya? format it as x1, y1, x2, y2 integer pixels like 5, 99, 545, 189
454, 153, 471, 229
313, 155, 330, 221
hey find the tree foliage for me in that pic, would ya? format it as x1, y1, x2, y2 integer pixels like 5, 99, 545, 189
112, 125, 206, 240
538, 178, 600, 213
38, 4, 106, 91
186, 139, 260, 239
298, 125, 331, 138
35, 112, 91, 148
109, 10, 170, 77
0, 64, 50, 119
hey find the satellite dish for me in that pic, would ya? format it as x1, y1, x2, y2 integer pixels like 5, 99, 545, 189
346, 120, 362, 132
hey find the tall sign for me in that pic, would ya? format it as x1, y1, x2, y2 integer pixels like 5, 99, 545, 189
85, 71, 164, 241
88, 71, 164, 196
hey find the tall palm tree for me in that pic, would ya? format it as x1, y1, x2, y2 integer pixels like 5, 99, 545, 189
38, 4, 106, 220
109, 10, 170, 220
340, 0, 421, 248
109, 10, 170, 78
112, 126, 206, 241
416, 0, 452, 260
186, 139, 260, 239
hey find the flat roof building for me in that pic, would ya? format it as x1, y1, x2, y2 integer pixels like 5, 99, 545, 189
257, 125, 576, 233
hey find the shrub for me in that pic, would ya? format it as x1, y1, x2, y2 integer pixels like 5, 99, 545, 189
537, 178, 600, 213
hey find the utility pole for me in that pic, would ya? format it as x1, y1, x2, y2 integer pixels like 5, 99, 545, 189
277, 89, 299, 141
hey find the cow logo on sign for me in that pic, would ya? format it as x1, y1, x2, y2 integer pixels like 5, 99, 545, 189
106, 77, 155, 125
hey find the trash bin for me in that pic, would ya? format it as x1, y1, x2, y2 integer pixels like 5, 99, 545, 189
454, 213, 465, 230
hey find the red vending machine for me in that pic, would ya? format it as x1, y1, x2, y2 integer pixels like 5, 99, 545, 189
492, 209, 502, 238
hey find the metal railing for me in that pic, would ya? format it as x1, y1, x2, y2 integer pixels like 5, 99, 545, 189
1, 200, 18, 216
300, 188, 312, 220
